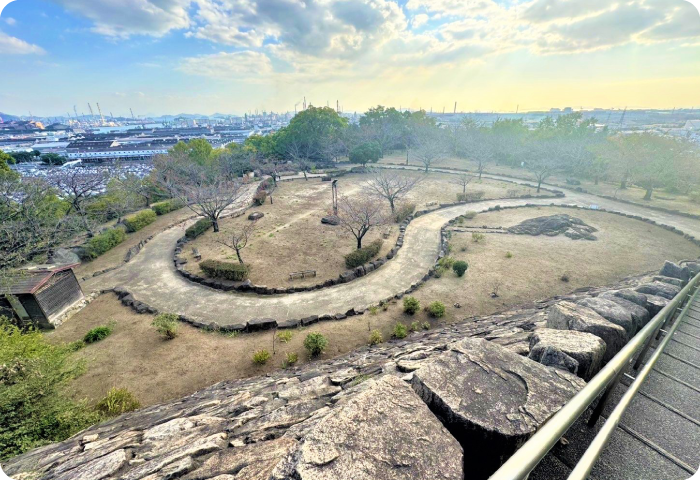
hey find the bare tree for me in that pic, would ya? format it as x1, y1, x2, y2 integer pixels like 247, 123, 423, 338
157, 155, 246, 232
452, 173, 474, 194
363, 168, 421, 214
523, 138, 561, 193
335, 196, 388, 249
216, 219, 257, 264
46, 169, 108, 236
458, 129, 495, 179
412, 127, 447, 173
286, 138, 316, 180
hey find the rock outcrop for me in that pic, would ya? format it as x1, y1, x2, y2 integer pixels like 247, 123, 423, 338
411, 338, 585, 478
529, 328, 606, 381
546, 301, 627, 363
576, 297, 636, 339
507, 214, 597, 240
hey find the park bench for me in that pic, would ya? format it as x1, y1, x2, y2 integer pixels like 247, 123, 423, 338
289, 270, 317, 280
192, 248, 202, 261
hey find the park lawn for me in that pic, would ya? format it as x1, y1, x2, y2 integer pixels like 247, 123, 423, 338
182, 172, 547, 288
49, 206, 700, 408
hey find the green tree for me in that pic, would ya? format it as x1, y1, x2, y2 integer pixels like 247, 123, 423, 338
0, 151, 13, 173
40, 153, 67, 166
170, 139, 214, 166
349, 142, 382, 166
277, 106, 348, 164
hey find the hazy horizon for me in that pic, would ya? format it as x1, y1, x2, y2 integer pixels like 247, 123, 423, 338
1, 0, 700, 117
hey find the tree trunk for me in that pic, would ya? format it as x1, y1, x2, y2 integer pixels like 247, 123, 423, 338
406, 149, 409, 165
594, 176, 599, 185
235, 249, 244, 264
536, 178, 542, 193
643, 187, 653, 201
389, 198, 395, 214
620, 179, 627, 189
303, 171, 308, 181
269, 195, 273, 205
357, 237, 363, 249
212, 219, 219, 232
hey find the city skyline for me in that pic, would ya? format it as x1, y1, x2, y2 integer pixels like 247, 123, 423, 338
1, 0, 700, 116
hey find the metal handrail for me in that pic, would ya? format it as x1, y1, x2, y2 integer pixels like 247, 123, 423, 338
568, 284, 699, 479
489, 272, 700, 480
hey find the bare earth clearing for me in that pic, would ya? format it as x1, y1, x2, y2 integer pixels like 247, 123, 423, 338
381, 153, 700, 216
49, 206, 699, 407
182, 172, 546, 287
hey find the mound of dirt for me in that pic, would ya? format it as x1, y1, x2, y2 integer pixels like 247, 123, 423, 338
507, 214, 598, 240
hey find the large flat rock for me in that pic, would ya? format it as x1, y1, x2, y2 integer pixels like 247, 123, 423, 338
546, 301, 627, 363
636, 281, 680, 301
577, 297, 636, 338
529, 328, 606, 381
411, 338, 584, 479
292, 375, 463, 480
598, 292, 651, 331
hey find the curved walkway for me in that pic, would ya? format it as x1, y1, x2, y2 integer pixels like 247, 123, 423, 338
83, 169, 700, 328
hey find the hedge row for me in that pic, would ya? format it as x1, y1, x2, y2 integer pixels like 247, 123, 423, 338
345, 239, 383, 269
200, 259, 250, 281
84, 227, 127, 259
151, 199, 183, 216
185, 218, 213, 239
123, 210, 157, 233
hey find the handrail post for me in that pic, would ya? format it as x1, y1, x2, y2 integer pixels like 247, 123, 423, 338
587, 366, 626, 427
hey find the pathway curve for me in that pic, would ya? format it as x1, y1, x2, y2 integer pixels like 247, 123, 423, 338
82, 168, 700, 327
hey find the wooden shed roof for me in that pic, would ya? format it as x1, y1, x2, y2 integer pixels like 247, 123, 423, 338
1, 264, 79, 295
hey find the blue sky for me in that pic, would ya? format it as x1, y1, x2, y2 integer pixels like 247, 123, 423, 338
1, 0, 699, 116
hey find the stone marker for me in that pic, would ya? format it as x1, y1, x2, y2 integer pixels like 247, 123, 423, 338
411, 338, 584, 479
529, 328, 606, 381
546, 301, 626, 363
293, 375, 463, 480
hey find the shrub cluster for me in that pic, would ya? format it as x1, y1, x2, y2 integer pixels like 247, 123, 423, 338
453, 260, 468, 277
185, 218, 213, 239
252, 349, 271, 365
457, 191, 485, 202
95, 388, 140, 416
426, 301, 446, 318
303, 332, 328, 357
462, 211, 478, 219
152, 313, 179, 339
123, 210, 157, 233
277, 331, 293, 343
83, 323, 115, 344
83, 227, 127, 259
403, 296, 420, 314
200, 260, 250, 281
344, 239, 383, 269
393, 203, 415, 223
283, 352, 298, 367
393, 323, 408, 339
151, 199, 183, 215
472, 232, 485, 243
0, 318, 101, 459
369, 329, 383, 345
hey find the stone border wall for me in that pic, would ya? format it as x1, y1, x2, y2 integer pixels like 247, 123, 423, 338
114, 202, 700, 335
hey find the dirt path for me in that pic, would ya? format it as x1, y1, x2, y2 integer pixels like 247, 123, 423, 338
81, 169, 700, 328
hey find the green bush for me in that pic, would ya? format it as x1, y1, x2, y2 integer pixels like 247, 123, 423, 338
410, 321, 421, 332
426, 301, 446, 318
200, 260, 250, 281
453, 261, 468, 277
252, 349, 271, 365
185, 218, 213, 239
344, 239, 383, 269
0, 318, 101, 460
152, 313, 179, 339
393, 203, 416, 223
438, 256, 455, 269
123, 210, 156, 233
505, 251, 513, 259
457, 191, 485, 202
349, 142, 382, 166
434, 265, 446, 278
369, 329, 383, 345
283, 352, 298, 367
472, 232, 485, 243
151, 199, 183, 215
303, 332, 328, 357
462, 211, 478, 219
84, 227, 127, 260
95, 388, 140, 416
421, 322, 431, 330
393, 323, 408, 339
83, 323, 115, 344
277, 331, 293, 343
403, 296, 420, 314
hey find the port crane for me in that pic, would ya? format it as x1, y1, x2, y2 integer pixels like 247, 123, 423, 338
87, 103, 95, 124
96, 103, 105, 126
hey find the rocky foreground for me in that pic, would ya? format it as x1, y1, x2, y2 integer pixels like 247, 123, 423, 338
4, 260, 697, 480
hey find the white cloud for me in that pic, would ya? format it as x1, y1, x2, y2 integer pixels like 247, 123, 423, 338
177, 50, 274, 79
4, 16, 16, 25
0, 31, 45, 54
48, 0, 191, 38
412, 13, 429, 27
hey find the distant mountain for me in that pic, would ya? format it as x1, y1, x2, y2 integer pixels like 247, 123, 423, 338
0, 112, 20, 122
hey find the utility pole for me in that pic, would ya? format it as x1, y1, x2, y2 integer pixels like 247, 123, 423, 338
331, 180, 338, 216
454, 101, 457, 114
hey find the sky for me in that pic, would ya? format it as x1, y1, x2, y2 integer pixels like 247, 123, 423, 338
0, 0, 700, 117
